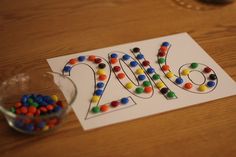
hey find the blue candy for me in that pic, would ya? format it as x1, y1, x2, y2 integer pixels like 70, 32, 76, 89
21, 95, 29, 104
122, 54, 130, 61
78, 56, 86, 62
43, 96, 54, 104
121, 97, 129, 104
207, 81, 215, 87
96, 82, 104, 88
136, 54, 144, 60
138, 75, 146, 81
110, 53, 118, 58
37, 121, 46, 129
147, 68, 155, 74
162, 42, 169, 47
95, 89, 103, 96
175, 77, 183, 84
63, 66, 71, 72
25, 124, 34, 132
130, 61, 138, 67
14, 119, 24, 128
54, 105, 62, 112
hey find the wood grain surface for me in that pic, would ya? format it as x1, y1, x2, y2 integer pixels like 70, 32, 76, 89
0, 0, 236, 157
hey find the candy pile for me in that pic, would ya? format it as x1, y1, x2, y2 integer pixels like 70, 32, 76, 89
9, 94, 65, 133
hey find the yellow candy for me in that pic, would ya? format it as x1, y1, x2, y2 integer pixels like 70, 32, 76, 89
97, 69, 106, 75
51, 95, 58, 102
125, 82, 134, 89
135, 68, 144, 75
156, 82, 165, 89
198, 84, 208, 92
182, 69, 190, 76
166, 72, 174, 78
91, 96, 100, 103
43, 125, 49, 131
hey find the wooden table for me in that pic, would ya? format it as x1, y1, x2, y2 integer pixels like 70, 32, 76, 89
0, 0, 236, 157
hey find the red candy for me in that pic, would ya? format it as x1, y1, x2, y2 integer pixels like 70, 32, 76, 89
142, 60, 150, 66
16, 109, 21, 114
26, 113, 34, 117
20, 106, 28, 114
94, 58, 102, 64
35, 109, 41, 116
110, 101, 119, 107
48, 118, 58, 125
56, 101, 64, 108
204, 67, 212, 73
113, 66, 121, 72
158, 52, 166, 57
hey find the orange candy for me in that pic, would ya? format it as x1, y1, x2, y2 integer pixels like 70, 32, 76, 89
20, 106, 28, 114
26, 113, 34, 117
144, 86, 152, 93
110, 58, 118, 64
28, 106, 37, 114
98, 74, 107, 81
160, 46, 167, 52
48, 118, 58, 125
40, 106, 47, 113
162, 65, 170, 71
88, 55, 96, 61
69, 58, 77, 65
46, 105, 54, 111
100, 105, 109, 112
117, 73, 125, 79
15, 102, 22, 108
184, 83, 193, 89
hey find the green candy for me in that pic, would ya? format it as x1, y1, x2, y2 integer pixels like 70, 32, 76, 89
143, 81, 151, 87
9, 107, 16, 113
31, 102, 39, 108
190, 62, 198, 69
152, 74, 160, 80
92, 106, 100, 113
27, 98, 34, 104
135, 87, 144, 94
158, 58, 165, 64
167, 91, 175, 98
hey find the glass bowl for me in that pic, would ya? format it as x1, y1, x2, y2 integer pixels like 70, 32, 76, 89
0, 72, 77, 134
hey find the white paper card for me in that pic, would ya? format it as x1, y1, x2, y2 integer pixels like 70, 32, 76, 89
47, 33, 236, 130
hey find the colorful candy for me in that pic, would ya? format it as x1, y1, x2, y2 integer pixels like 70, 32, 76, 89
125, 82, 134, 89
98, 63, 106, 69
158, 58, 165, 64
132, 47, 140, 53
9, 94, 65, 133
135, 87, 144, 94
190, 63, 198, 69
152, 74, 160, 80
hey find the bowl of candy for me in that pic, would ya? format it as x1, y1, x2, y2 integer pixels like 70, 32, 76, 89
0, 71, 77, 134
